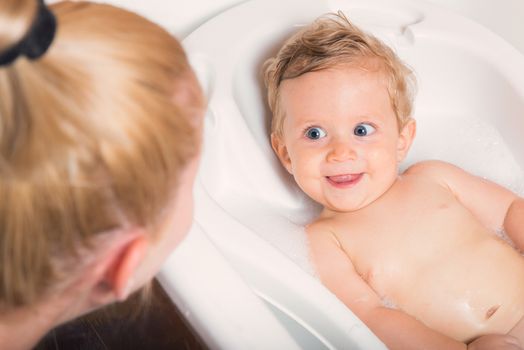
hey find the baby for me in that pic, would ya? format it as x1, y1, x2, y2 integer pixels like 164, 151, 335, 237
265, 13, 524, 350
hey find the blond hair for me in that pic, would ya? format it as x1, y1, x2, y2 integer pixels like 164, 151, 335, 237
264, 12, 416, 136
0, 0, 203, 309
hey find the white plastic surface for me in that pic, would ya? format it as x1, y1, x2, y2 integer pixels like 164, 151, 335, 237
160, 0, 524, 349
158, 225, 301, 350
423, 0, 524, 54
52, 0, 524, 52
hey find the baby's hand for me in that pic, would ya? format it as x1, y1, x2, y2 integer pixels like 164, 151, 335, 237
468, 334, 522, 350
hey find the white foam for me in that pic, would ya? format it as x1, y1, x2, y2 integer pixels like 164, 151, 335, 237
381, 296, 398, 309
405, 115, 524, 193
496, 229, 517, 249
223, 191, 319, 276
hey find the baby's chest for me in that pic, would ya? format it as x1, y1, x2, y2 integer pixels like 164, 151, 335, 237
335, 189, 480, 293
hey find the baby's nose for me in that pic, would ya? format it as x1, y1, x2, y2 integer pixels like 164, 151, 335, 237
326, 140, 357, 162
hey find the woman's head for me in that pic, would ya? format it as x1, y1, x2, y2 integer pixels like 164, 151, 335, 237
264, 12, 416, 138
0, 0, 204, 312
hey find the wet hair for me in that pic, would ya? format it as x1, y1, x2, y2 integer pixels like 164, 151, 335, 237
0, 0, 204, 309
264, 12, 416, 136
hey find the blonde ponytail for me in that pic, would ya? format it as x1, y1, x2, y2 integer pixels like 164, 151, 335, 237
0, 1, 203, 309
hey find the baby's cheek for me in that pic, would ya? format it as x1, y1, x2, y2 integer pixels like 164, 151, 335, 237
300, 184, 325, 207
363, 146, 380, 160
367, 147, 397, 169
289, 153, 322, 189
292, 167, 319, 198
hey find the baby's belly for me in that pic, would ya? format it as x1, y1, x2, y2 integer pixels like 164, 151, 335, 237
383, 237, 524, 342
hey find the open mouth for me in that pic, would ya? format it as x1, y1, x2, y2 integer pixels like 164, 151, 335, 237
326, 173, 363, 188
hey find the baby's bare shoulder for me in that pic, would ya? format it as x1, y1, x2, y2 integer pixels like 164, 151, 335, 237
404, 160, 465, 186
305, 219, 331, 236
305, 219, 343, 248
405, 159, 459, 175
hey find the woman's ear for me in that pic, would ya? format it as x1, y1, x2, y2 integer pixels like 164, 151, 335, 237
111, 235, 148, 301
397, 118, 416, 162
87, 229, 149, 306
271, 133, 293, 174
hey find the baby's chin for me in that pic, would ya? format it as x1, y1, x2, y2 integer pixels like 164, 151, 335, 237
320, 200, 369, 215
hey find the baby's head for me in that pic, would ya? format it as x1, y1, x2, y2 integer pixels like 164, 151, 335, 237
265, 12, 416, 138
0, 0, 204, 317
264, 13, 417, 212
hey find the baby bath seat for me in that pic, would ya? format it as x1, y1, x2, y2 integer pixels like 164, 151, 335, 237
159, 0, 524, 348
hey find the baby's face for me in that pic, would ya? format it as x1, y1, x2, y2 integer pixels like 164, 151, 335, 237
272, 65, 414, 212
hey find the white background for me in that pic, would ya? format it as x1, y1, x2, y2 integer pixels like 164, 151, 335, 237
49, 0, 524, 54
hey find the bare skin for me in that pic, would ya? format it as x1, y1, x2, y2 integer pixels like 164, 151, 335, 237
308, 163, 524, 344
272, 64, 524, 349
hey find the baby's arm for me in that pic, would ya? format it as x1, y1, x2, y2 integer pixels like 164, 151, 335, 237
468, 334, 523, 350
406, 160, 524, 250
307, 225, 468, 350
504, 198, 524, 250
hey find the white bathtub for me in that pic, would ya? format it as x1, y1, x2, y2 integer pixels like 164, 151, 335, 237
158, 0, 524, 348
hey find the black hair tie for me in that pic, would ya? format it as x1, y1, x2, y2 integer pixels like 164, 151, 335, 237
0, 0, 57, 67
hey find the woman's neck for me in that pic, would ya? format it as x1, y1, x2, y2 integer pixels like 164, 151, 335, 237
0, 230, 138, 349
0, 276, 93, 350
0, 302, 62, 350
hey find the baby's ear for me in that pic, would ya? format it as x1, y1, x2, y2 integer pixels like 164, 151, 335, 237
397, 118, 416, 162
271, 133, 293, 174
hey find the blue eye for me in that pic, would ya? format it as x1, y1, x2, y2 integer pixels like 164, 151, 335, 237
305, 127, 327, 140
354, 123, 376, 137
